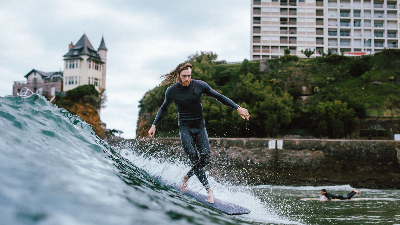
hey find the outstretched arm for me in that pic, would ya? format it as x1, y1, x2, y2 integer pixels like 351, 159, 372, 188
202, 82, 250, 120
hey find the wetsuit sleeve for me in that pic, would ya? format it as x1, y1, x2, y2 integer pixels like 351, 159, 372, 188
200, 81, 239, 109
152, 88, 173, 126
325, 193, 332, 201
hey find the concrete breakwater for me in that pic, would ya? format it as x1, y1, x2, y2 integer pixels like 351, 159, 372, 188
124, 138, 400, 189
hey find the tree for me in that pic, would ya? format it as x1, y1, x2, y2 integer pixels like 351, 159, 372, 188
301, 49, 315, 58
284, 48, 291, 55
308, 101, 359, 138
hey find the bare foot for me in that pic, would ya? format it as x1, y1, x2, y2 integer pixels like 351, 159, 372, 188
206, 189, 214, 204
180, 175, 189, 192
353, 188, 361, 194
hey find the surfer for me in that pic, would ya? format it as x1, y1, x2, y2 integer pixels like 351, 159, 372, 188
320, 188, 361, 201
148, 62, 250, 204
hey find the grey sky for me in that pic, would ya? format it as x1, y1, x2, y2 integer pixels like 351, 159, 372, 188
0, 0, 250, 138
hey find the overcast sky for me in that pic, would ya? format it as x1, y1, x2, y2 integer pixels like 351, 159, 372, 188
0, 0, 250, 139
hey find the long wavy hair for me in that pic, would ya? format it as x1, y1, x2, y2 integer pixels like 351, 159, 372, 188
161, 62, 192, 85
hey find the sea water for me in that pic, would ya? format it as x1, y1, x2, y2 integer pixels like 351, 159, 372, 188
0, 94, 399, 225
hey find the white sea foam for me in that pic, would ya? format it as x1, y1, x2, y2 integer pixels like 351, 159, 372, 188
120, 148, 302, 225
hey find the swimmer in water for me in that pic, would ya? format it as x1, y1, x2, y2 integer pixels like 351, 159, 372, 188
320, 188, 361, 201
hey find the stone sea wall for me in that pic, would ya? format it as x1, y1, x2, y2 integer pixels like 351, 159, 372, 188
124, 138, 400, 189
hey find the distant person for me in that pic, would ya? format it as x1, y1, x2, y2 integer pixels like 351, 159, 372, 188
148, 62, 250, 204
320, 188, 361, 201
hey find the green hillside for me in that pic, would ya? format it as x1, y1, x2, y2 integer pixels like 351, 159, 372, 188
137, 49, 400, 138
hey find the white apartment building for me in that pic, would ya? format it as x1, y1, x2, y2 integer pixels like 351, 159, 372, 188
251, 0, 400, 59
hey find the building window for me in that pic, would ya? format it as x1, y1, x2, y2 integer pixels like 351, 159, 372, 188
261, 36, 270, 41
95, 62, 99, 70
272, 0, 278, 2
262, 17, 270, 21
68, 76, 74, 85
88, 77, 91, 84
75, 60, 79, 68
73, 50, 78, 55
94, 78, 98, 87
262, 26, 270, 31
262, 7, 270, 12
89, 61, 91, 69
65, 77, 68, 85
75, 76, 77, 84
299, 0, 305, 2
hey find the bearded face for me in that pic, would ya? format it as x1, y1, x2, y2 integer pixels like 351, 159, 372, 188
179, 68, 192, 86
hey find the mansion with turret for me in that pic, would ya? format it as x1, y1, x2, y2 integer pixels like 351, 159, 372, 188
12, 34, 107, 99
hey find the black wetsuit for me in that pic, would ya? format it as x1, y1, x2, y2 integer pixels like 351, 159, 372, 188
323, 191, 357, 201
153, 79, 238, 190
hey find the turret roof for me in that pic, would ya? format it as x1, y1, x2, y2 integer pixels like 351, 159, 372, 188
63, 34, 101, 60
98, 36, 107, 50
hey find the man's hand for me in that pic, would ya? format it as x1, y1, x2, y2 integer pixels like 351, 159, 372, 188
237, 106, 250, 120
148, 125, 156, 139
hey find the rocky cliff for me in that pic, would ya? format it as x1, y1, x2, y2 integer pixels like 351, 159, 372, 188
57, 100, 105, 139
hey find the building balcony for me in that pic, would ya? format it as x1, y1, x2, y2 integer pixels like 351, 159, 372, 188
374, 3, 383, 8
253, 9, 261, 14
253, 0, 261, 5
328, 3, 338, 7
328, 43, 338, 46
289, 11, 297, 15
340, 43, 351, 47
388, 34, 397, 38
316, 2, 323, 6
364, 43, 372, 47
340, 4, 351, 7
340, 23, 350, 27
387, 4, 396, 9
316, 41, 324, 45
340, 32, 351, 36
388, 44, 398, 48
374, 43, 384, 47
340, 13, 350, 17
